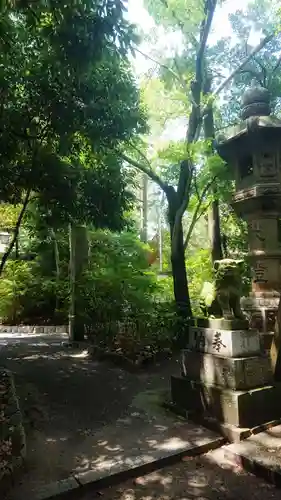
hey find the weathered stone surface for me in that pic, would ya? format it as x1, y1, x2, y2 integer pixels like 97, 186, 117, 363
187, 326, 260, 357
241, 294, 279, 309
181, 350, 273, 390
171, 375, 281, 428
261, 332, 274, 351
224, 426, 281, 486
247, 309, 264, 332
193, 318, 249, 330
241, 296, 279, 335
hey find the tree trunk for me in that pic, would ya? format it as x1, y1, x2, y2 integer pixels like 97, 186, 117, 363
0, 189, 31, 276
203, 80, 223, 264
140, 173, 148, 242
170, 221, 192, 316
51, 228, 60, 311
167, 188, 192, 317
208, 193, 223, 263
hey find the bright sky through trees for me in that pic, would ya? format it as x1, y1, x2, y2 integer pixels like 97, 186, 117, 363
124, 0, 268, 239
126, 0, 262, 77
125, 0, 263, 143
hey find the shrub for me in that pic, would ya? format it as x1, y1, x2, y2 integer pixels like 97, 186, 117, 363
81, 232, 166, 316
0, 260, 67, 324
186, 248, 213, 315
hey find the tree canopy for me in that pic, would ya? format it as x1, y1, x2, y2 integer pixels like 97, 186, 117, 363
0, 0, 146, 230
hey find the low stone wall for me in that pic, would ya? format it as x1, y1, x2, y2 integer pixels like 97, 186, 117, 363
0, 325, 68, 334
0, 369, 26, 493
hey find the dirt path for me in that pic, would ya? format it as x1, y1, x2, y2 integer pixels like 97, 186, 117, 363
0, 334, 180, 495
2, 335, 280, 500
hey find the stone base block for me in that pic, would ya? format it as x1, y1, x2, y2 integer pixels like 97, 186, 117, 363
166, 400, 281, 443
190, 317, 249, 331
182, 350, 273, 390
260, 332, 274, 352
224, 425, 281, 485
171, 375, 281, 428
187, 326, 260, 357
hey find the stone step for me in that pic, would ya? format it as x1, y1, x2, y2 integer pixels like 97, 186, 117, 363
0, 325, 68, 334
224, 425, 281, 487
171, 375, 281, 428
182, 349, 273, 390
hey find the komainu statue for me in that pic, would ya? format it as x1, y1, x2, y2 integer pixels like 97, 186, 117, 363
200, 259, 246, 320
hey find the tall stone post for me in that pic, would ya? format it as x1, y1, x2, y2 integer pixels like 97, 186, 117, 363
69, 224, 89, 342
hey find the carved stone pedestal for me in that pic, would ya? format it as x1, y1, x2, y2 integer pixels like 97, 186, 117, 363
241, 292, 279, 351
171, 318, 281, 441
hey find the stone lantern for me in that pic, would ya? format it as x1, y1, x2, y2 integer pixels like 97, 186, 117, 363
170, 86, 281, 441
216, 86, 281, 349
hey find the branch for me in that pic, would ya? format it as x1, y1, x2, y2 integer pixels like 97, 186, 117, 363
239, 69, 264, 87
183, 176, 216, 250
119, 152, 169, 193
0, 188, 31, 276
172, 160, 194, 254
128, 142, 154, 169
212, 34, 273, 100
252, 56, 267, 76
272, 53, 281, 74
186, 0, 217, 144
198, 32, 274, 125
196, 1, 217, 75
133, 46, 187, 89
171, 1, 217, 252
193, 172, 201, 203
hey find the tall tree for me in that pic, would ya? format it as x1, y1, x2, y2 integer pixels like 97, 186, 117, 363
119, 0, 274, 316
0, 0, 146, 274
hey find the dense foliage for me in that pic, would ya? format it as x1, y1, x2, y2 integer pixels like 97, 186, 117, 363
0, 0, 280, 359
0, 0, 146, 248
0, 229, 180, 359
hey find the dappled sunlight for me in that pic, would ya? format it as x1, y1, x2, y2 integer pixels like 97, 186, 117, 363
88, 448, 279, 500
265, 427, 281, 438
153, 424, 168, 432
152, 436, 193, 451
104, 445, 124, 452
45, 436, 69, 443
3, 335, 274, 500
69, 350, 89, 358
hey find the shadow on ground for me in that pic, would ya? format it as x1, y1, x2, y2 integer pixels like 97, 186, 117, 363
76, 449, 281, 500
1, 335, 194, 497
2, 335, 281, 500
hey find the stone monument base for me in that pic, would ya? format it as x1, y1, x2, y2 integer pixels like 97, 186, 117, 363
170, 317, 281, 442
181, 349, 273, 390
171, 376, 281, 429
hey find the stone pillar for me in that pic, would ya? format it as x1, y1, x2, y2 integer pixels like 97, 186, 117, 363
68, 224, 89, 342
240, 182, 281, 349
241, 213, 281, 348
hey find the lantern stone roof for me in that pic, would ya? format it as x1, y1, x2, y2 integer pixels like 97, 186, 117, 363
215, 86, 281, 161
241, 85, 270, 120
